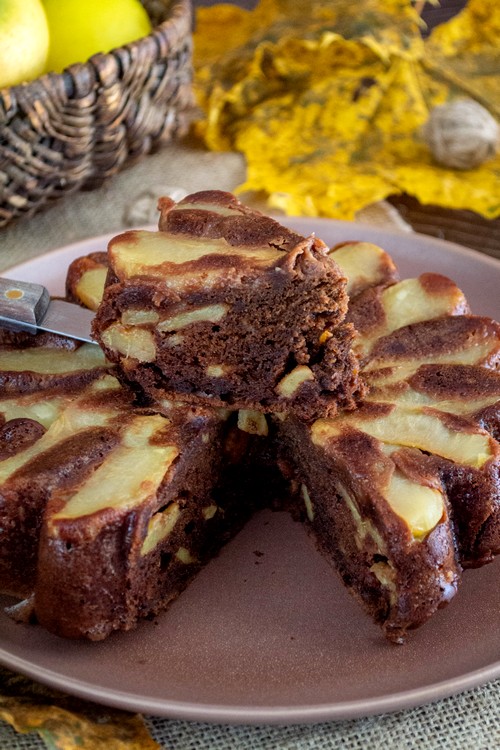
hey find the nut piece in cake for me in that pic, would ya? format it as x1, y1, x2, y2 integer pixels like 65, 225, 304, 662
93, 190, 363, 420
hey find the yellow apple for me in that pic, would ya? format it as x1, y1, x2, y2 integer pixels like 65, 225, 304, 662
0, 0, 49, 87
43, 0, 152, 74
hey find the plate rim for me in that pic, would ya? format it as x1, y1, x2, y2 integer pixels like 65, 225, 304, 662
1, 218, 499, 725
4, 216, 500, 281
0, 641, 499, 724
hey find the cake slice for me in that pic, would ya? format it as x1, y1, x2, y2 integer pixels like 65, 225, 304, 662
0, 372, 127, 597
0, 329, 268, 640
277, 245, 500, 642
0, 307, 272, 641
365, 361, 500, 567
0, 331, 116, 592
32, 399, 259, 640
0, 330, 117, 593
277, 411, 462, 643
93, 190, 363, 420
353, 274, 500, 568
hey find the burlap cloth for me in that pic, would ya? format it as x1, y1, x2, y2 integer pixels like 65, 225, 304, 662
0, 140, 499, 749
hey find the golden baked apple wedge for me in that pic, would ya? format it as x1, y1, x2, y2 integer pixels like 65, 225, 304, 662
349, 274, 470, 360
66, 252, 108, 311
328, 241, 399, 297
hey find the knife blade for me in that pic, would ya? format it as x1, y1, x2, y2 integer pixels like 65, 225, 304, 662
0, 278, 95, 344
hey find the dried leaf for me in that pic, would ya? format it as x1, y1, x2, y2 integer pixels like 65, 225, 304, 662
193, 0, 500, 220
424, 0, 500, 118
0, 668, 160, 750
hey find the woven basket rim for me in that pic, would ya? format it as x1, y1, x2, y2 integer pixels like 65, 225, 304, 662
1, 0, 192, 95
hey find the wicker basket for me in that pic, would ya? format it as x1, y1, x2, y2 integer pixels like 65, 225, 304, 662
0, 0, 193, 228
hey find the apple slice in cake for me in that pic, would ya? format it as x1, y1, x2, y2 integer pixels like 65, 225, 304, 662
65, 251, 108, 312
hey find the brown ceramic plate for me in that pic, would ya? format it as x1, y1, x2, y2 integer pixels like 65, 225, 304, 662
1, 220, 499, 724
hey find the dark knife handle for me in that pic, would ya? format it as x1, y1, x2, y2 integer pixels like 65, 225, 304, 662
0, 278, 51, 331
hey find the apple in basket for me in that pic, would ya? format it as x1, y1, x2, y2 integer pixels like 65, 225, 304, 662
43, 0, 152, 73
0, 0, 152, 88
0, 0, 49, 87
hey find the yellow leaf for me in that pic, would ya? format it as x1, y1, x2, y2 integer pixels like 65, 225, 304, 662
0, 668, 160, 750
193, 0, 500, 220
424, 0, 500, 118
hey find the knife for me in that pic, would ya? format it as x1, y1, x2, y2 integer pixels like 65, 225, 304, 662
0, 278, 95, 344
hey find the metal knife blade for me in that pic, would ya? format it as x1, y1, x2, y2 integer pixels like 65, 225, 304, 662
0, 278, 95, 344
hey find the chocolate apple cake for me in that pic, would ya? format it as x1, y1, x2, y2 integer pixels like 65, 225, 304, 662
1, 209, 499, 644
92, 191, 363, 421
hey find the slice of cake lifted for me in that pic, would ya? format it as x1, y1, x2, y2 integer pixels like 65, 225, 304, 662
92, 190, 364, 421
278, 242, 500, 642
